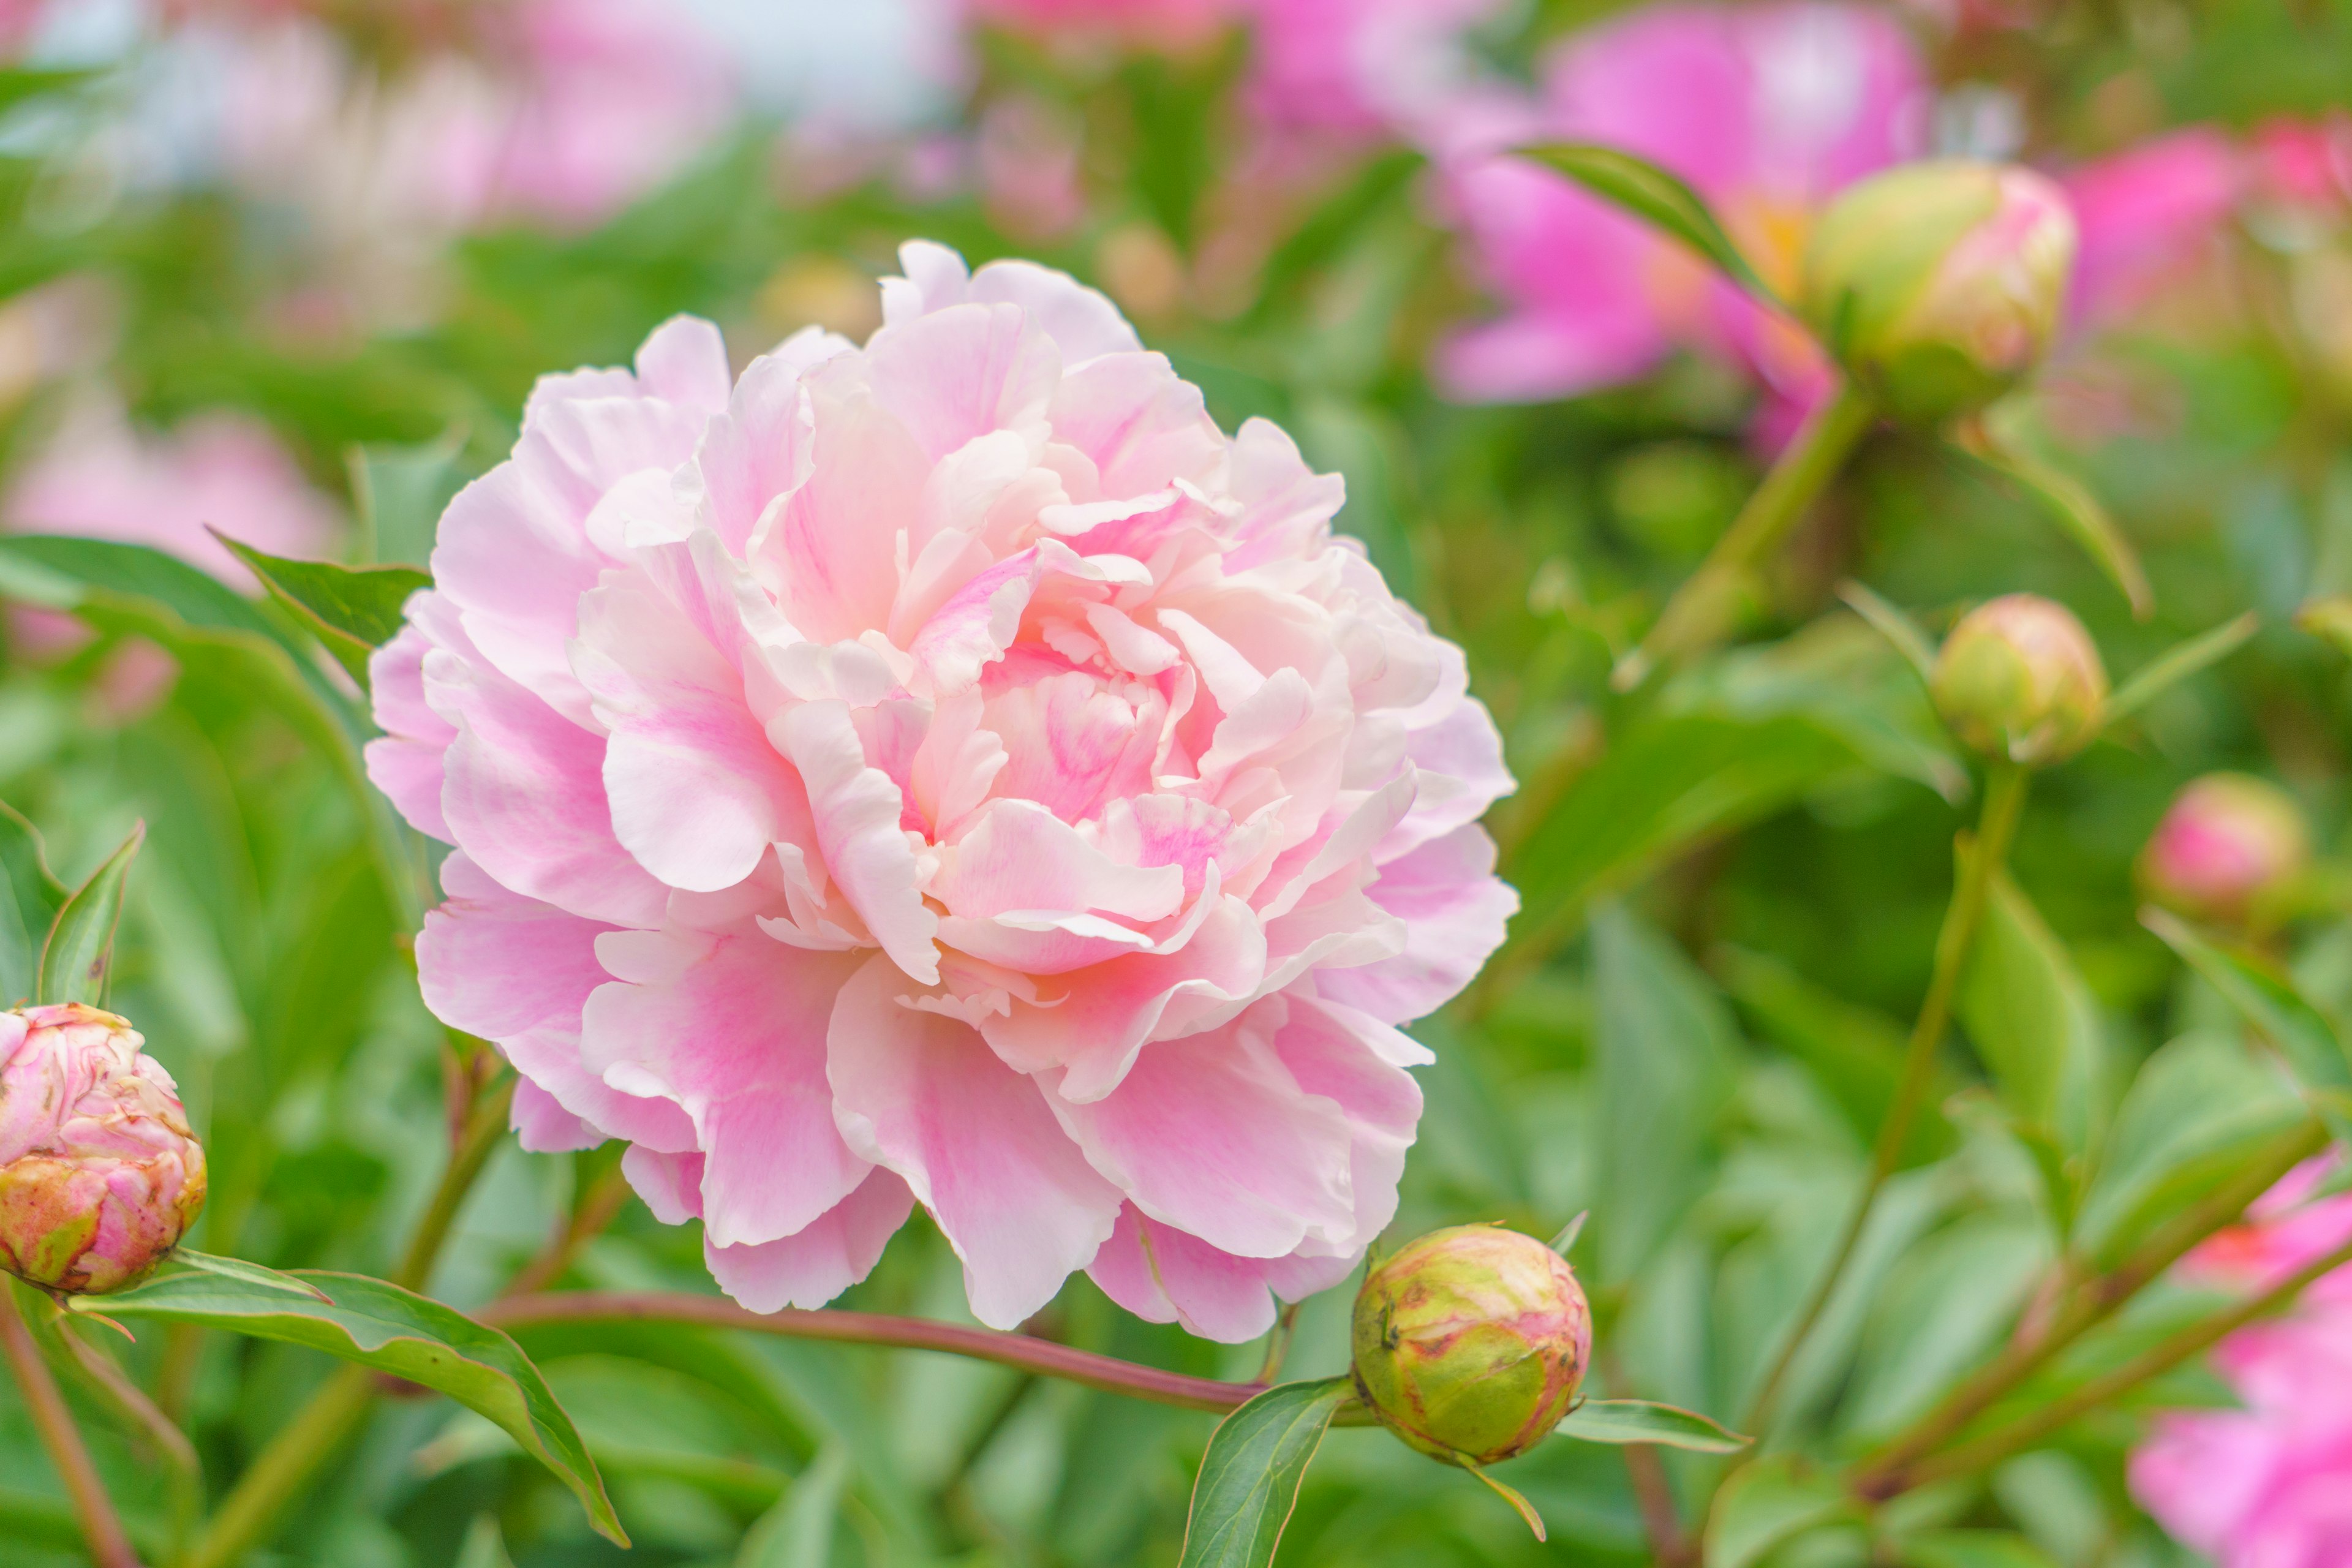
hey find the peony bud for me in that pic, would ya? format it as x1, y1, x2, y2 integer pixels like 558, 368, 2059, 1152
1803, 160, 2078, 423
2138, 774, 2312, 927
0, 1005, 205, 1294
1930, 594, 2107, 766
1351, 1224, 1593, 1466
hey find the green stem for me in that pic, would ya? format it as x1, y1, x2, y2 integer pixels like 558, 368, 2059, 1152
1853, 1116, 2328, 1491
498, 1155, 630, 1302
483, 1291, 1270, 1412
183, 1072, 515, 1568
1743, 761, 2029, 1431
1875, 1223, 2352, 1496
1, 1284, 141, 1568
1256, 1303, 1302, 1385
1612, 380, 1875, 690
179, 1366, 374, 1568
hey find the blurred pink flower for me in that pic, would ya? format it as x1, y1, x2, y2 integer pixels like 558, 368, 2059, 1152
2, 399, 341, 590
1243, 0, 1509, 140
2063, 128, 2243, 327
370, 242, 1517, 1336
2132, 1158, 2352, 1568
1434, 2, 1928, 419
960, 0, 1241, 49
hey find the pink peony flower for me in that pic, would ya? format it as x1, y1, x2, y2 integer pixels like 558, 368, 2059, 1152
960, 0, 1242, 50
1242, 0, 1510, 141
2132, 1159, 2352, 1568
1433, 2, 1929, 416
371, 242, 1517, 1336
2063, 128, 2244, 328
2, 399, 341, 591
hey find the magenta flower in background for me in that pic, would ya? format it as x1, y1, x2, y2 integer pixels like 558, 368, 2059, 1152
370, 243, 1517, 1338
1434, 2, 1928, 417
1242, 0, 1510, 141
2062, 127, 2243, 327
959, 0, 1242, 50
2, 398, 341, 590
2131, 1159, 2352, 1568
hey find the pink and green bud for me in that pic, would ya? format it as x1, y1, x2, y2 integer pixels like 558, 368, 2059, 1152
0, 1005, 205, 1295
2138, 774, 2312, 927
1350, 1224, 1593, 1466
1930, 594, 2107, 766
1803, 160, 2078, 423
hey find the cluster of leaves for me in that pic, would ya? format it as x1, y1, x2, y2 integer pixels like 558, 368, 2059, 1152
1, 0, 2352, 1562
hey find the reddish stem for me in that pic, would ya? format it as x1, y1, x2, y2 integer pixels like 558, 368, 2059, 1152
1, 1287, 141, 1568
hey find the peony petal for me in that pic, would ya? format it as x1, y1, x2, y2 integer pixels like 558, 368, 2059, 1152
704, 1167, 916, 1313
772, 699, 942, 986
827, 954, 1121, 1329
1314, 826, 1518, 1023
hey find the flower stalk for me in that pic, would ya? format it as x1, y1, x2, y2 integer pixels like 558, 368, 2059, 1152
1, 1283, 142, 1568
1744, 761, 2030, 1430
1611, 380, 1875, 690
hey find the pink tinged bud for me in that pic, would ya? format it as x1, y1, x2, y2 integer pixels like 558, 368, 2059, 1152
1350, 1224, 1593, 1466
2138, 773, 2312, 926
1804, 160, 2079, 424
1929, 594, 2108, 766
0, 1005, 205, 1295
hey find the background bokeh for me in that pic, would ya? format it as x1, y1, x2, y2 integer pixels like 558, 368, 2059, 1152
2, 0, 2351, 1564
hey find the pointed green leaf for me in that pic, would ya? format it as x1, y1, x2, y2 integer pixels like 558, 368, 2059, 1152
1901, 1529, 2062, 1568
1958, 872, 2106, 1154
2143, 908, 2352, 1139
1557, 1398, 1751, 1453
212, 532, 430, 688
1465, 1464, 1547, 1539
2104, 615, 2261, 728
1515, 143, 1779, 304
1178, 1376, 1352, 1568
36, 823, 143, 1006
1958, 431, 2152, 618
72, 1269, 624, 1545
1838, 581, 1938, 688
168, 1249, 332, 1303
736, 1444, 850, 1568
0, 802, 66, 1008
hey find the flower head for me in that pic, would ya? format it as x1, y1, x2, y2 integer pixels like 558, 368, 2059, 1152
1802, 159, 2078, 423
371, 241, 1516, 1336
1929, 593, 2106, 766
1351, 1224, 1592, 1464
0, 1005, 206, 1295
2138, 773, 2311, 928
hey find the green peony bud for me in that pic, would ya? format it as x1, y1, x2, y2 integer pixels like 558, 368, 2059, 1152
1803, 160, 2078, 424
1351, 1224, 1593, 1466
2137, 773, 2312, 927
1929, 594, 2107, 766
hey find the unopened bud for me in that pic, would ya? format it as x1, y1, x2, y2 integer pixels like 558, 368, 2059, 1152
1803, 160, 2078, 423
2138, 774, 2311, 926
0, 1005, 205, 1294
1930, 594, 2107, 766
1351, 1224, 1593, 1466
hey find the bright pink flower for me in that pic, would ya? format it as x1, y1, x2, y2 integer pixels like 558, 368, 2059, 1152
961, 0, 1242, 49
2063, 128, 2244, 327
2133, 1159, 2352, 1568
372, 243, 1516, 1336
2, 399, 341, 591
1242, 0, 1509, 140
1435, 2, 1928, 412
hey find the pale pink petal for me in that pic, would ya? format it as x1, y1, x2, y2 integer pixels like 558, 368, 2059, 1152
1046, 352, 1227, 498
704, 1169, 916, 1313
865, 301, 1060, 462
772, 699, 942, 986
827, 954, 1121, 1329
582, 927, 869, 1248
1316, 826, 1517, 1022
511, 1079, 601, 1153
366, 620, 455, 839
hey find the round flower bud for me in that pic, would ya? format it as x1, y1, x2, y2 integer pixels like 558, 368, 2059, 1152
2138, 774, 2312, 926
1803, 160, 2078, 424
0, 1005, 205, 1294
1351, 1224, 1593, 1466
1929, 594, 2107, 766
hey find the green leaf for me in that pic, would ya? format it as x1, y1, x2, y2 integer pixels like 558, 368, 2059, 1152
213, 532, 431, 688
2143, 908, 2352, 1137
2074, 1031, 2308, 1265
349, 431, 467, 568
168, 1250, 332, 1303
1557, 1398, 1751, 1453
1593, 907, 1738, 1283
737, 1444, 850, 1567
2104, 616, 2262, 729
1957, 872, 2106, 1158
72, 1269, 624, 1545
1514, 143, 1779, 304
36, 822, 143, 1007
1837, 581, 1938, 688
1901, 1529, 2062, 1568
1177, 1376, 1352, 1568
1841, 1212, 2051, 1439
0, 67, 96, 115
0, 801, 66, 1008
1956, 427, 2152, 618
1706, 1457, 1854, 1568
